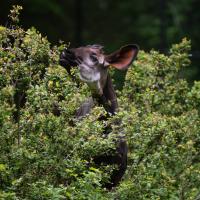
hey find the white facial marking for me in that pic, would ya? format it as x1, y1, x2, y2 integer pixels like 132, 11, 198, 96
79, 70, 100, 82
79, 64, 100, 83
98, 55, 104, 64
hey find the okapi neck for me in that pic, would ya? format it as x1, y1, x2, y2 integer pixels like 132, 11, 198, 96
92, 74, 118, 115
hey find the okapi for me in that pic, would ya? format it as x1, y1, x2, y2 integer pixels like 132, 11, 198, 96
59, 44, 139, 189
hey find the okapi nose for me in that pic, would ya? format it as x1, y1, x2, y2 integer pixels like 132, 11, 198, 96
61, 49, 75, 60
63, 49, 74, 57
59, 48, 77, 67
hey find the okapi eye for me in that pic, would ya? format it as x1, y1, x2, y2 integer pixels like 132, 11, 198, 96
90, 54, 98, 63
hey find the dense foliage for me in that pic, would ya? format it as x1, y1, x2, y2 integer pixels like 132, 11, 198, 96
0, 7, 200, 200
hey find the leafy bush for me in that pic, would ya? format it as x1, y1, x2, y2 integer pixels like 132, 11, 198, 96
0, 6, 200, 200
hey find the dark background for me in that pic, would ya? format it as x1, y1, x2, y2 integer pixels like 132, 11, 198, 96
1, 0, 200, 81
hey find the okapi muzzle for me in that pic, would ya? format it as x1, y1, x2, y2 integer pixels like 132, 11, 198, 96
59, 44, 139, 189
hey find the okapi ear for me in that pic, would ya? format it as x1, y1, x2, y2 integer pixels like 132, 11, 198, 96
105, 44, 139, 70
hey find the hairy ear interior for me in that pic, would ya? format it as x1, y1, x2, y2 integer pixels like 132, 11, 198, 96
105, 44, 139, 70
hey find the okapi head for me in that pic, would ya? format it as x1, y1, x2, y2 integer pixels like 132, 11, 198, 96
60, 44, 139, 115
59, 44, 139, 189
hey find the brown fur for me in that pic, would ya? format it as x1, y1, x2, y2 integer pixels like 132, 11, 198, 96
59, 44, 139, 189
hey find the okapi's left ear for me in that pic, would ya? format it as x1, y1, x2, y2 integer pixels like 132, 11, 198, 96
105, 44, 139, 70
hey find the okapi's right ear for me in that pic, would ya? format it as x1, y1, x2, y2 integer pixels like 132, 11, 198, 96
105, 44, 139, 70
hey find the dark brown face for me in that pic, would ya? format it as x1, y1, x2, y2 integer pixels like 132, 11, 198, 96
60, 45, 108, 94
60, 44, 139, 95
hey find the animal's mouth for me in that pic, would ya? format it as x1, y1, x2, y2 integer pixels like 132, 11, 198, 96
59, 49, 78, 71
61, 58, 78, 68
